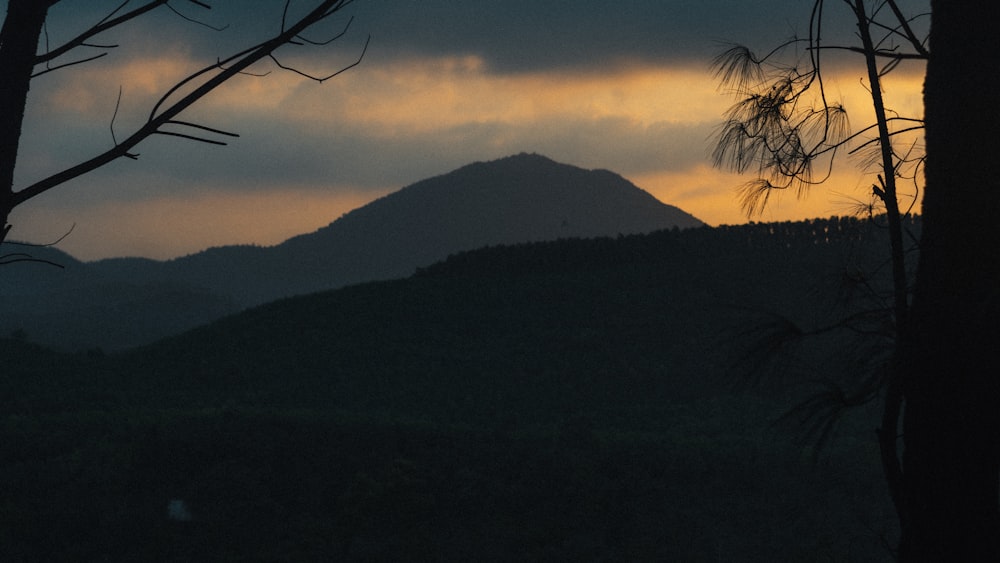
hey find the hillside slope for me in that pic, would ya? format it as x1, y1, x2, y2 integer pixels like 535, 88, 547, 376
0, 216, 912, 561
1, 154, 702, 350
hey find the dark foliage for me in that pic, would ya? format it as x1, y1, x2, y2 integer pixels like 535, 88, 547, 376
0, 216, 906, 561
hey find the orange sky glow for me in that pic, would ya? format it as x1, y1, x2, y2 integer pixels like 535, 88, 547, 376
12, 45, 926, 261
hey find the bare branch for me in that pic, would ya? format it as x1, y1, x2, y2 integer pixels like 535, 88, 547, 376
165, 2, 228, 31
0, 223, 76, 268
11, 0, 362, 208
3, 223, 76, 248
154, 120, 239, 145
165, 120, 239, 138
34, 0, 222, 73
847, 125, 926, 156
884, 0, 930, 58
153, 130, 229, 145
31, 51, 108, 78
296, 13, 357, 46
111, 86, 123, 146
0, 253, 66, 268
808, 43, 927, 60
269, 33, 369, 82
34, 1, 169, 66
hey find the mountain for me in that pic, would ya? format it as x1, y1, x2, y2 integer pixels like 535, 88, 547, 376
265, 152, 702, 297
281, 153, 701, 267
0, 153, 702, 350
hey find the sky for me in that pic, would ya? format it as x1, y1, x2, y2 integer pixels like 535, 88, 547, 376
6, 0, 929, 260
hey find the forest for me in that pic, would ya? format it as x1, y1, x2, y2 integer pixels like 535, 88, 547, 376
1, 215, 917, 561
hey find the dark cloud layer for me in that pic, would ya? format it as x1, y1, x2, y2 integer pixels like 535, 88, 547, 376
14, 0, 932, 72
24, 0, 872, 72
363, 0, 931, 72
356, 0, 830, 71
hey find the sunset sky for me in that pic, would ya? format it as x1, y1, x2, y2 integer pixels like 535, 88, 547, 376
7, 0, 928, 260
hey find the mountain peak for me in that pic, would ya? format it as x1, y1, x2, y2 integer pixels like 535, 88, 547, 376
454, 152, 619, 183
477, 152, 560, 167
285, 153, 703, 271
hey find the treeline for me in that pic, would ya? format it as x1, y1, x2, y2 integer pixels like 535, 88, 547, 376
417, 214, 922, 279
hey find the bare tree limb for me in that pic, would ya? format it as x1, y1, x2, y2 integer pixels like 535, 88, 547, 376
34, 1, 170, 66
165, 119, 239, 138
153, 130, 229, 145
11, 0, 362, 209
165, 2, 228, 31
808, 44, 928, 60
31, 51, 108, 78
32, 1, 225, 79
0, 223, 76, 267
884, 0, 930, 58
0, 253, 66, 267
269, 33, 369, 82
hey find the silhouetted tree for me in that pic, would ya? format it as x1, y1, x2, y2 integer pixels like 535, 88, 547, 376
716, 1, 1000, 559
898, 1, 1000, 559
712, 0, 925, 547
0, 0, 367, 262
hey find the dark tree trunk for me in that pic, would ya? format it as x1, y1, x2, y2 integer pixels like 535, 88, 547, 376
0, 1, 50, 245
899, 1, 1000, 560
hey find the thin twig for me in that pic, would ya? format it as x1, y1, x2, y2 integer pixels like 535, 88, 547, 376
269, 34, 369, 82
153, 131, 230, 145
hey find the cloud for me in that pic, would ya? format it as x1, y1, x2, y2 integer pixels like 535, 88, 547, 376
352, 0, 845, 72
7, 0, 929, 259
21, 50, 729, 192
30, 0, 931, 76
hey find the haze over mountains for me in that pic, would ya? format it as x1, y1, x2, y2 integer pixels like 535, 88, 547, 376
1, 153, 703, 351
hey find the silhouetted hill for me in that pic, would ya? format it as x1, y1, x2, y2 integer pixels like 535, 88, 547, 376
4, 215, 916, 415
146, 154, 702, 303
1, 154, 703, 350
0, 243, 85, 292
277, 153, 702, 286
1, 215, 915, 561
23, 215, 912, 420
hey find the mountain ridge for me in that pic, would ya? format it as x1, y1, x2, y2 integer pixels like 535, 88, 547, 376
1, 153, 703, 350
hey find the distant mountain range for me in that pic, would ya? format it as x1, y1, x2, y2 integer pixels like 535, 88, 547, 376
0, 153, 703, 351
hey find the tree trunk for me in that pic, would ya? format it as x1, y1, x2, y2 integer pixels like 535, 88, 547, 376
0, 1, 50, 246
899, 1, 1000, 560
